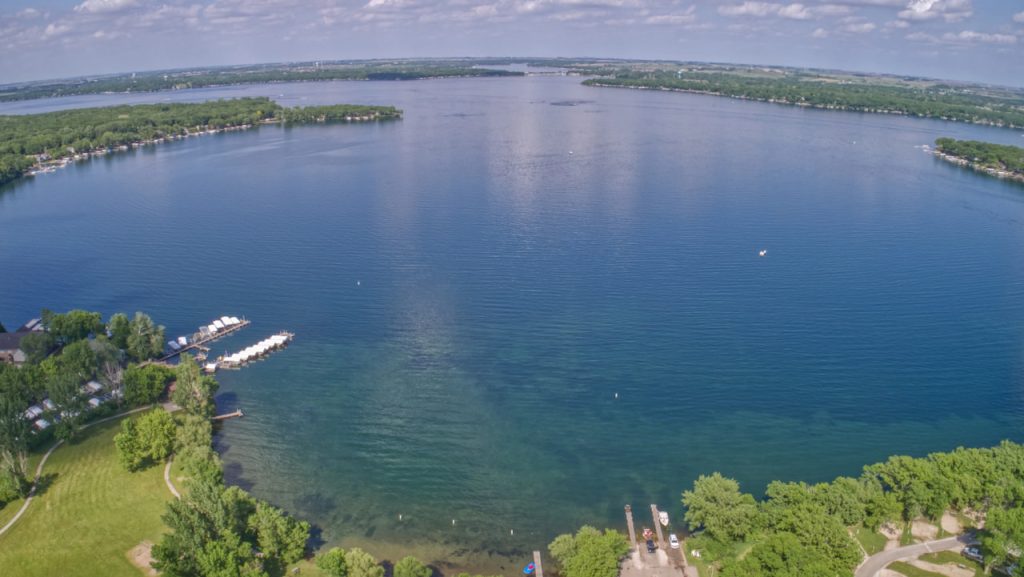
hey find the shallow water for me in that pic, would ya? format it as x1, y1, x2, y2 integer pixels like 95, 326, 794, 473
1, 76, 1023, 572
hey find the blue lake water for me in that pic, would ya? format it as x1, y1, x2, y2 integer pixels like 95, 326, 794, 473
1, 76, 1024, 571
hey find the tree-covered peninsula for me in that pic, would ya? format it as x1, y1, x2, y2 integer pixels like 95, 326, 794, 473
0, 97, 401, 187
934, 138, 1024, 182
582, 67, 1024, 129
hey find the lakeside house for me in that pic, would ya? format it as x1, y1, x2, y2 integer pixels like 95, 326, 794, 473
0, 318, 45, 365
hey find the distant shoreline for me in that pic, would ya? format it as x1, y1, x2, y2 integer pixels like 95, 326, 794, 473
584, 81, 1024, 130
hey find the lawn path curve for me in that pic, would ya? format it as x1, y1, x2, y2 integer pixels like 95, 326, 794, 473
0, 405, 156, 537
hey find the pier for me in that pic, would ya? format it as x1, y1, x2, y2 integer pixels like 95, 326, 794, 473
213, 409, 244, 421
158, 316, 251, 362
217, 331, 294, 369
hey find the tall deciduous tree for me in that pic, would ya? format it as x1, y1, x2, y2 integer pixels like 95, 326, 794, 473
107, 312, 131, 350
42, 309, 104, 344
172, 354, 218, 417
394, 557, 432, 577
346, 548, 384, 577
548, 526, 630, 577
682, 473, 758, 543
126, 312, 165, 361
316, 548, 348, 577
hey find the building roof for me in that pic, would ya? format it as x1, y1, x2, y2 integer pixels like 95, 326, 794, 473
0, 331, 30, 351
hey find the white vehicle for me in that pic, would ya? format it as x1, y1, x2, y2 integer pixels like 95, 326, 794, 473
669, 534, 680, 550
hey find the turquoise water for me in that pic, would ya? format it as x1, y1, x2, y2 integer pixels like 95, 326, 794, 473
2, 76, 1024, 571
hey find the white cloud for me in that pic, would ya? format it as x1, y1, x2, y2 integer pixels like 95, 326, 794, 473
1014, 11, 1024, 24
897, 0, 971, 23
812, 27, 828, 37
719, 2, 853, 20
842, 20, 876, 32
942, 29, 1017, 44
74, 0, 139, 14
42, 22, 71, 38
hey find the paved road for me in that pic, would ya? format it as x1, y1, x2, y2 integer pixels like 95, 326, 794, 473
855, 536, 966, 577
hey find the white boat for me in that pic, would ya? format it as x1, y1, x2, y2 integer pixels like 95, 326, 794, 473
659, 511, 669, 527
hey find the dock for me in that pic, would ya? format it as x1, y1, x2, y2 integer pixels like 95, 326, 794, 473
158, 316, 251, 362
216, 331, 294, 370
213, 409, 244, 421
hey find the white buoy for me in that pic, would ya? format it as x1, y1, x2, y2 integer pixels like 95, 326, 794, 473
511, 529, 514, 535
614, 392, 619, 399
399, 514, 403, 521
759, 250, 767, 257
452, 519, 456, 525
357, 281, 361, 286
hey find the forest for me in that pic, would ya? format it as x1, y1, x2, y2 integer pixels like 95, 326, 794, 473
0, 97, 401, 187
935, 138, 1024, 176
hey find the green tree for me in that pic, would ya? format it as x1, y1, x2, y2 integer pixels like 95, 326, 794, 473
548, 526, 630, 577
248, 501, 310, 569
0, 392, 30, 498
137, 409, 176, 463
394, 556, 432, 577
172, 354, 218, 417
55, 339, 98, 382
108, 312, 131, 350
19, 331, 55, 364
43, 309, 104, 344
346, 548, 384, 577
683, 473, 758, 542
0, 320, 6, 332
115, 418, 145, 471
723, 532, 835, 577
983, 506, 1024, 570
315, 548, 348, 577
123, 363, 174, 406
126, 312, 166, 361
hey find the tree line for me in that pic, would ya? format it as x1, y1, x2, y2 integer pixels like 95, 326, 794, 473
542, 441, 1024, 577
584, 70, 1024, 129
0, 63, 522, 103
0, 97, 402, 187
935, 138, 1024, 176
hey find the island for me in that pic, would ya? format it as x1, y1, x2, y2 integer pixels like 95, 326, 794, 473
933, 138, 1024, 182
0, 97, 402, 188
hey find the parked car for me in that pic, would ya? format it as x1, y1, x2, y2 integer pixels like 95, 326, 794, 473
962, 546, 983, 564
669, 534, 680, 549
646, 539, 656, 553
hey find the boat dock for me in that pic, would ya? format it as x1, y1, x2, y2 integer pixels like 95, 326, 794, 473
213, 409, 244, 421
159, 316, 251, 362
215, 331, 294, 370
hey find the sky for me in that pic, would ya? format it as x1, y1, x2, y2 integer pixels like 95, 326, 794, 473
0, 0, 1021, 86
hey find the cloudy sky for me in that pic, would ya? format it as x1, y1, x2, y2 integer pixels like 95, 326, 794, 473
1, 0, 1021, 86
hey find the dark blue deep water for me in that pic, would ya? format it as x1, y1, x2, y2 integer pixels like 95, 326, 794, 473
2, 76, 1023, 571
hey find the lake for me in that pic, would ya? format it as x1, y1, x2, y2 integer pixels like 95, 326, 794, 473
1, 76, 1023, 572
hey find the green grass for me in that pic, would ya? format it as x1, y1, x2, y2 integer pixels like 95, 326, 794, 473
854, 526, 889, 556
888, 561, 946, 577
919, 551, 985, 577
0, 411, 172, 577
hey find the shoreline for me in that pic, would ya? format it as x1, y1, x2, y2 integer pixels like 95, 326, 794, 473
19, 113, 395, 181
931, 148, 1024, 183
584, 81, 1024, 130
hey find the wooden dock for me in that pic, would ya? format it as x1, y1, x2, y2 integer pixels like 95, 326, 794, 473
157, 319, 251, 362
213, 409, 244, 421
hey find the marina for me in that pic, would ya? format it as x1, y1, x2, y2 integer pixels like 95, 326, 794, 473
158, 315, 250, 362
214, 332, 295, 371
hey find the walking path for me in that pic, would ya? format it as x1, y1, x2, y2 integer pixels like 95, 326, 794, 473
855, 536, 966, 577
164, 459, 181, 499
0, 405, 158, 538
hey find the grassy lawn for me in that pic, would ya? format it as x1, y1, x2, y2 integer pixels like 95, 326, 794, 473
888, 561, 945, 577
0, 452, 46, 530
0, 412, 172, 577
854, 526, 889, 556
919, 551, 985, 577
